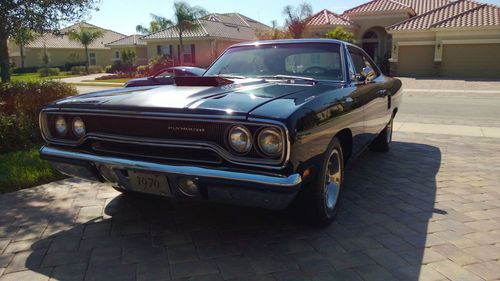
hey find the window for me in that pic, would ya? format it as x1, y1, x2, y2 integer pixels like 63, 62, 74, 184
348, 46, 378, 80
205, 43, 343, 81
114, 51, 120, 59
183, 44, 194, 64
89, 53, 97, 66
157, 45, 172, 57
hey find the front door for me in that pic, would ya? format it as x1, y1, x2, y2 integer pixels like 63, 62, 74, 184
347, 46, 390, 144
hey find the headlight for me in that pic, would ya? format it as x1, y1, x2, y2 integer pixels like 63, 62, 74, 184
258, 128, 283, 157
55, 116, 67, 136
72, 117, 86, 138
228, 125, 252, 154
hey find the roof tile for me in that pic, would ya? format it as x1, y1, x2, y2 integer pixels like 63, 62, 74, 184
307, 9, 354, 26
345, 0, 450, 15
431, 4, 500, 28
105, 34, 147, 47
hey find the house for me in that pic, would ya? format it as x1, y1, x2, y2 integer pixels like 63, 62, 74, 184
304, 0, 500, 78
105, 35, 148, 65
141, 13, 271, 67
8, 22, 125, 69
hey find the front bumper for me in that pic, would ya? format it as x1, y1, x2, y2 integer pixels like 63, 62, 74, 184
40, 146, 302, 209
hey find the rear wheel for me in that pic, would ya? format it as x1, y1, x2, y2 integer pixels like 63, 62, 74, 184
369, 118, 393, 152
295, 137, 344, 226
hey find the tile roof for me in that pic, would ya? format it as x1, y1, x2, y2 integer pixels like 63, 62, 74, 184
105, 35, 147, 47
142, 13, 269, 41
141, 19, 259, 41
26, 22, 125, 49
431, 4, 500, 28
307, 9, 355, 26
345, 0, 451, 15
387, 0, 500, 30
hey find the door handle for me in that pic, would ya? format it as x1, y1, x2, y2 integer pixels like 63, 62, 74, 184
377, 89, 389, 96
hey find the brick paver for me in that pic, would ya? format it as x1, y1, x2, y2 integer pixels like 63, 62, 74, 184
0, 132, 500, 281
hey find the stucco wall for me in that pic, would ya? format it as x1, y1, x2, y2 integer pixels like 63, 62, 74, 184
22, 48, 113, 68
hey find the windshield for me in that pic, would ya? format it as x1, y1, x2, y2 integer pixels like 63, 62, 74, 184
204, 43, 344, 81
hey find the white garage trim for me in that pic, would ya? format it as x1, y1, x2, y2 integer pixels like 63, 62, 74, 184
397, 41, 436, 46
441, 39, 500, 45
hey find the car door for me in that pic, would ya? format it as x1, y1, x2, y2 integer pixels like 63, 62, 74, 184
347, 46, 390, 144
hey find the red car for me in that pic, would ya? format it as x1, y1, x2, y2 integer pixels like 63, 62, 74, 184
124, 66, 206, 88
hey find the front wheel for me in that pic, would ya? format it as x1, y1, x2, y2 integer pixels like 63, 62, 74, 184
294, 137, 344, 226
369, 118, 393, 152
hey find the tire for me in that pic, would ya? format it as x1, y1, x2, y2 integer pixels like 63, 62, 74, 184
294, 137, 344, 226
369, 118, 393, 152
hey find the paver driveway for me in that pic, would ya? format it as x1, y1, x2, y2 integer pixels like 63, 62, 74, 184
1, 132, 499, 281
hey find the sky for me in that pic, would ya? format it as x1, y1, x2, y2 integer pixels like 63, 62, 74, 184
87, 0, 500, 35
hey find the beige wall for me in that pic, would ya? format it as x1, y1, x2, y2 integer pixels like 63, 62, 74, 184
145, 38, 241, 68
21, 48, 113, 68
110, 46, 148, 65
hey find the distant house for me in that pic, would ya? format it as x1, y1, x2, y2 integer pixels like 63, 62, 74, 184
304, 0, 500, 78
141, 13, 271, 67
105, 35, 148, 66
8, 22, 125, 69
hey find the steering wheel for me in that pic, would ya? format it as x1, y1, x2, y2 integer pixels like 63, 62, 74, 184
303, 66, 328, 74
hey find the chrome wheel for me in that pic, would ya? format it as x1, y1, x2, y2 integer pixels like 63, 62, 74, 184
324, 149, 342, 211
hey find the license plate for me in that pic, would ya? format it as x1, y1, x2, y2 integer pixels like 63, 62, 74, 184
129, 171, 170, 196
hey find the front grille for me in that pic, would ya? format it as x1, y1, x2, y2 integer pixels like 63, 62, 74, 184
44, 113, 286, 166
91, 141, 223, 164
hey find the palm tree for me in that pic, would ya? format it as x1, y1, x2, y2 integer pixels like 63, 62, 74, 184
136, 14, 173, 35
12, 28, 38, 69
68, 27, 104, 73
283, 3, 313, 39
172, 1, 207, 65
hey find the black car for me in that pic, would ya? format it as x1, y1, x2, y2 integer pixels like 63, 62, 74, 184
124, 66, 206, 88
39, 39, 402, 225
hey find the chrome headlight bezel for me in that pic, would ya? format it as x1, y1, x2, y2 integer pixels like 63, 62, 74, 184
72, 116, 86, 138
227, 125, 253, 154
55, 115, 68, 137
257, 127, 284, 157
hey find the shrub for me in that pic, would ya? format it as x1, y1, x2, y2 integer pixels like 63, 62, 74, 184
104, 65, 113, 73
70, 65, 104, 75
0, 80, 77, 153
37, 67, 60, 77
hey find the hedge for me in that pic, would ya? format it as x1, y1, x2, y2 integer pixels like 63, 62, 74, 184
0, 80, 77, 153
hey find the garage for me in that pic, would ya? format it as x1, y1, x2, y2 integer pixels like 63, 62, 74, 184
397, 45, 435, 77
441, 44, 500, 79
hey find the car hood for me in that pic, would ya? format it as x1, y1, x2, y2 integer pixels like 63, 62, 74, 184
52, 79, 325, 117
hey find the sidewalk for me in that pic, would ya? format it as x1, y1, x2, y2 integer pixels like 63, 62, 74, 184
395, 122, 500, 138
57, 73, 123, 86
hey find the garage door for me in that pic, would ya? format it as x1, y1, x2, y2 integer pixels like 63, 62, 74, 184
397, 45, 435, 77
441, 44, 500, 79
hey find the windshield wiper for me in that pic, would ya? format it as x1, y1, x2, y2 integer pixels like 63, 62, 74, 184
213, 74, 246, 79
257, 75, 317, 84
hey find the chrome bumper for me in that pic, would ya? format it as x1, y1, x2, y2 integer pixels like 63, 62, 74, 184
40, 146, 302, 209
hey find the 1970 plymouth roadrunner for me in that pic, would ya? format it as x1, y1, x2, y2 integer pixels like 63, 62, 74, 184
39, 39, 402, 225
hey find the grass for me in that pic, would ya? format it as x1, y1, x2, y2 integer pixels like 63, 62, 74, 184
0, 148, 66, 193
84, 78, 131, 83
11, 72, 78, 82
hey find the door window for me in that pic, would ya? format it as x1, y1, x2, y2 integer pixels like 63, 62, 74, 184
183, 45, 193, 64
348, 46, 379, 81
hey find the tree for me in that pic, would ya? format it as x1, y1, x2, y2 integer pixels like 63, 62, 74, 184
256, 20, 291, 40
68, 27, 104, 73
325, 27, 355, 43
136, 14, 173, 35
121, 49, 136, 66
0, 0, 99, 83
172, 1, 208, 65
12, 28, 38, 69
283, 3, 313, 39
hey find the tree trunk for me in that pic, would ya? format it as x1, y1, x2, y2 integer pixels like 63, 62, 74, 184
0, 24, 11, 83
179, 31, 184, 66
84, 45, 89, 73
20, 45, 25, 69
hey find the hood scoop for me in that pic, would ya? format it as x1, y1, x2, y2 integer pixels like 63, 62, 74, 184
174, 76, 234, 87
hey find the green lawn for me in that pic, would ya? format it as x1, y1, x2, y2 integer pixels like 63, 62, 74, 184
11, 72, 78, 82
0, 148, 66, 193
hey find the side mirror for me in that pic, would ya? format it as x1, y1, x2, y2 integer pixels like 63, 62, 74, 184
354, 74, 366, 82
362, 66, 376, 81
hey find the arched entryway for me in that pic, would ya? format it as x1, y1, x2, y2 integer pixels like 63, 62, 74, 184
361, 27, 391, 61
